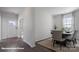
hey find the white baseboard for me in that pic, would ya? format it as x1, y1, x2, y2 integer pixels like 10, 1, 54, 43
23, 39, 35, 48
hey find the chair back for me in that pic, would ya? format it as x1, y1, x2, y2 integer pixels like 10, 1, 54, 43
71, 30, 77, 40
53, 31, 62, 41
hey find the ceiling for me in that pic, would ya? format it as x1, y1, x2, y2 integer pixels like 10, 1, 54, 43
0, 7, 25, 15
0, 7, 78, 15
49, 7, 79, 15
35, 7, 79, 15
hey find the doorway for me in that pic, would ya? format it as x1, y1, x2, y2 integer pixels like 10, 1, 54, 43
1, 13, 18, 39
18, 18, 24, 39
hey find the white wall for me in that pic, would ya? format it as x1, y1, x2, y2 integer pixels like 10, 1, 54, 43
0, 13, 1, 40
18, 7, 54, 47
18, 8, 35, 47
73, 10, 79, 39
53, 15, 63, 30
1, 12, 18, 39
34, 8, 53, 41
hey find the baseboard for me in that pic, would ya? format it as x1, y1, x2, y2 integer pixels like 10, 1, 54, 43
1, 37, 19, 40
23, 39, 35, 48
36, 37, 52, 43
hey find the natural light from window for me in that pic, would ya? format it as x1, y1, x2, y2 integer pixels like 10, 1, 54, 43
9, 21, 16, 26
63, 13, 74, 33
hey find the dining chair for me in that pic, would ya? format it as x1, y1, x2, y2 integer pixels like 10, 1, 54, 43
66, 30, 77, 48
52, 30, 66, 49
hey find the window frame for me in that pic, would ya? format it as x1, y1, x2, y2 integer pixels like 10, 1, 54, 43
63, 13, 74, 32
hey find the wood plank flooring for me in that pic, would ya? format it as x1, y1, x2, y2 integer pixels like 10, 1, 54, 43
0, 37, 55, 52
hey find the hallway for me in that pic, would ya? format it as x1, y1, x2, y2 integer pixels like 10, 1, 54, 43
0, 38, 33, 52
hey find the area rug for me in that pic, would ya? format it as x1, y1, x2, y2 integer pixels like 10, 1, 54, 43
37, 38, 79, 52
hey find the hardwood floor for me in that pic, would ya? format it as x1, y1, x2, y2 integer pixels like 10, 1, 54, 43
37, 38, 79, 52
0, 37, 55, 52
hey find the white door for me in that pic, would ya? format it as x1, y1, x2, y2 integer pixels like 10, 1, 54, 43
8, 20, 17, 38
2, 14, 18, 39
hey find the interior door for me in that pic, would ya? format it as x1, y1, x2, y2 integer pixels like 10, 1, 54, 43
8, 20, 17, 38
2, 14, 18, 39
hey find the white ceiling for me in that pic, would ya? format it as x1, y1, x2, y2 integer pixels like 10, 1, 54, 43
35, 7, 79, 15
0, 7, 78, 15
0, 7, 25, 15
49, 7, 79, 15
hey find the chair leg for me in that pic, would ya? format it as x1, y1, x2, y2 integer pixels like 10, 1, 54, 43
72, 39, 77, 48
53, 40, 55, 47
60, 45, 63, 50
53, 40, 56, 47
75, 38, 77, 44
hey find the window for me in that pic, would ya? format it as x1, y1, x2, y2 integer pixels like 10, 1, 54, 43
63, 13, 74, 32
9, 21, 16, 26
